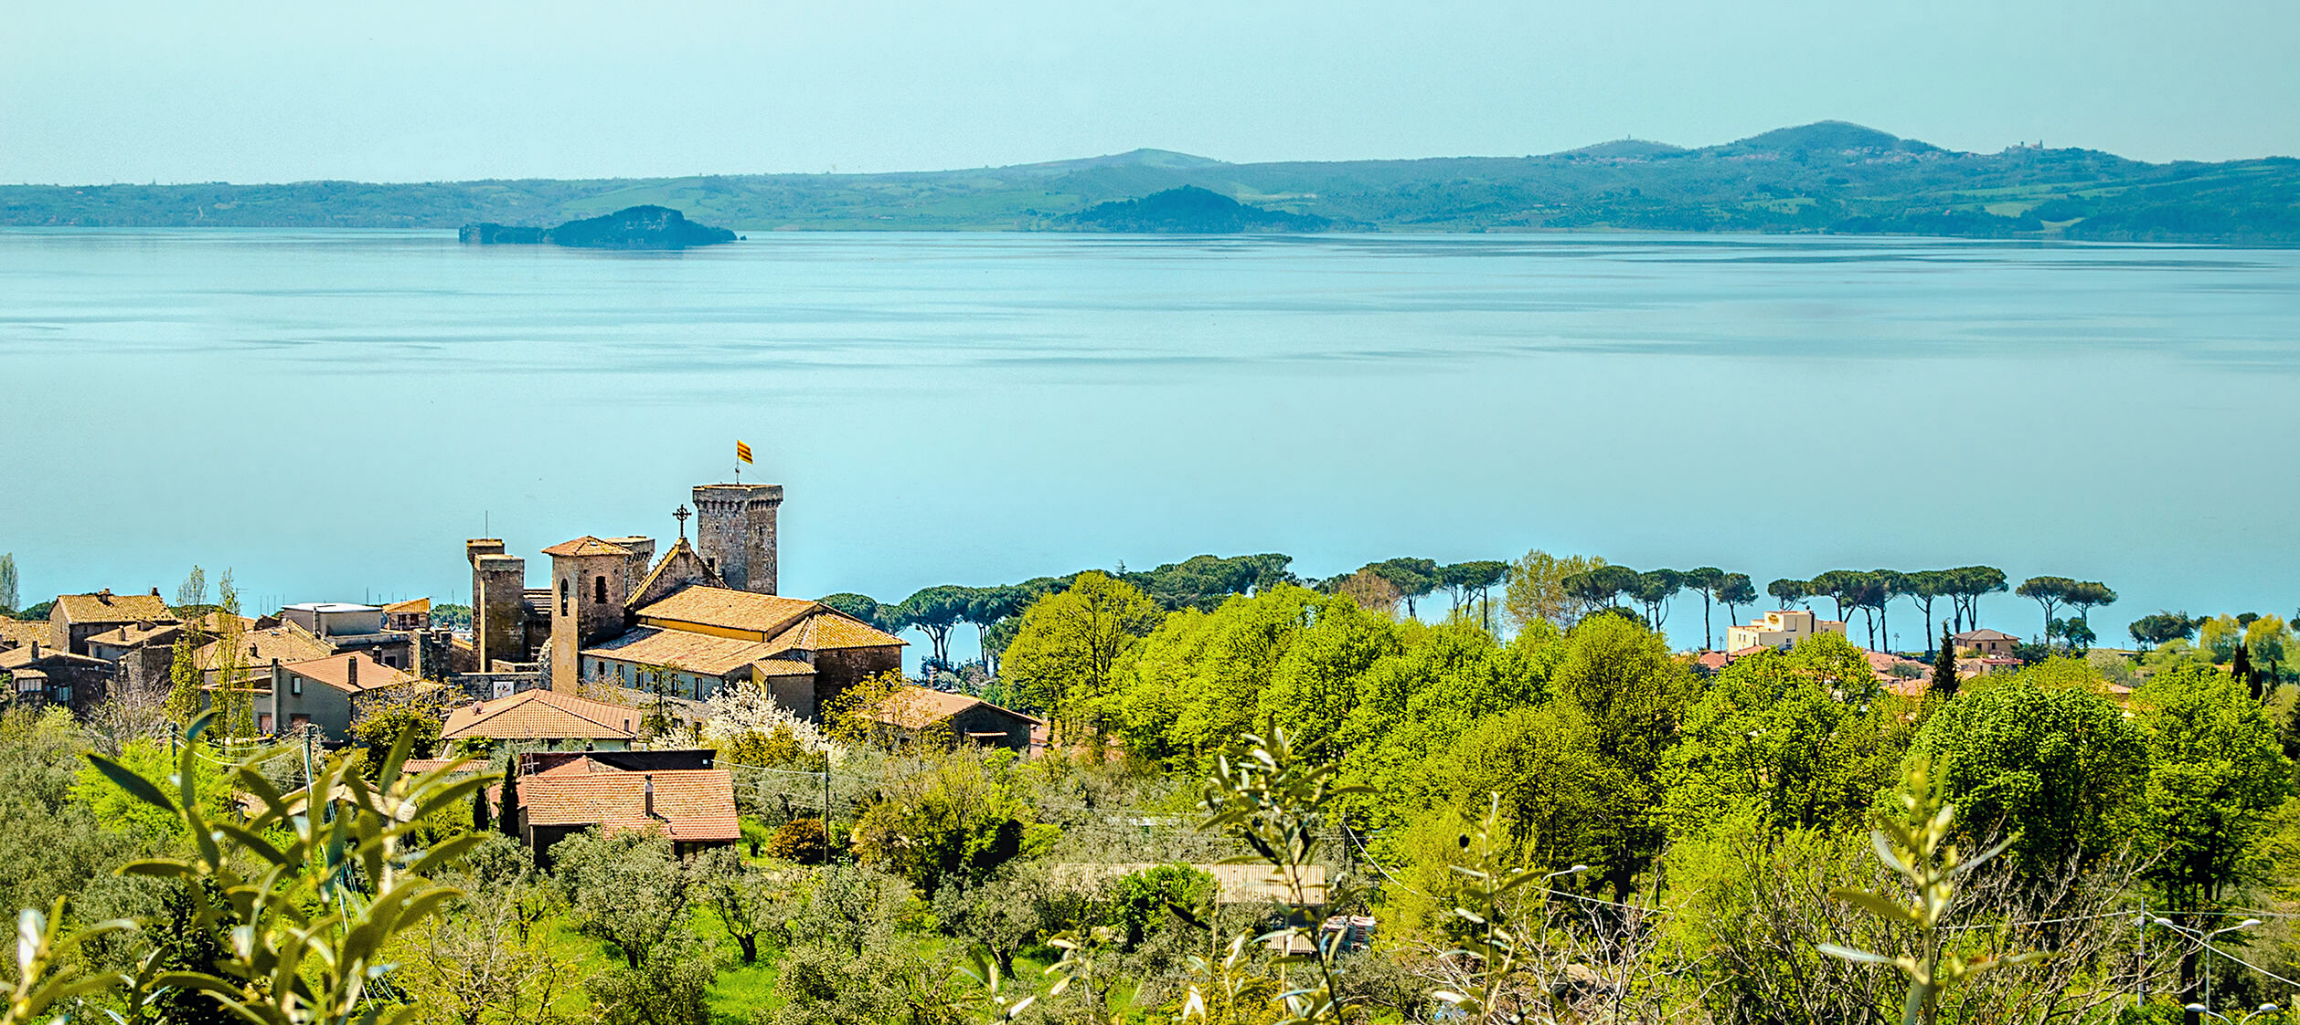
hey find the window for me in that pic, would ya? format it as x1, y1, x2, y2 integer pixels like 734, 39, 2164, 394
594, 576, 607, 604
559, 578, 569, 616
290, 676, 303, 697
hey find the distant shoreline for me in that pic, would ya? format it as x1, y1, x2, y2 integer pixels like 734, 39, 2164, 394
0, 225, 2285, 249
3, 121, 2295, 244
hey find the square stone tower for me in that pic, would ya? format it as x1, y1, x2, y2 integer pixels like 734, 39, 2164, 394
542, 536, 642, 691
465, 540, 529, 670
692, 483, 781, 595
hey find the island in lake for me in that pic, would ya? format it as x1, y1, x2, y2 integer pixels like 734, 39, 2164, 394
459, 204, 736, 249
1060, 186, 1334, 233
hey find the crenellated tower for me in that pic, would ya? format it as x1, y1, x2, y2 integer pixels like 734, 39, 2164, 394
691, 483, 781, 595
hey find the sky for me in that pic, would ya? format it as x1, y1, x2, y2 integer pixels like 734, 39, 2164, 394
4, 0, 2298, 185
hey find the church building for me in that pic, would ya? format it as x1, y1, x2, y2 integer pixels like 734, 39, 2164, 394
462, 482, 903, 722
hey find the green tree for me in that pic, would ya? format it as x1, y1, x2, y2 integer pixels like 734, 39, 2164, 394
0, 552, 16, 613
1940, 566, 2008, 634
2130, 611, 2198, 651
964, 585, 1029, 674
1716, 572, 1758, 630
694, 846, 791, 965
495, 753, 520, 840
2062, 579, 2118, 631
552, 828, 695, 968
894, 584, 972, 667
1767, 577, 1811, 612
1364, 557, 1440, 619
2015, 576, 2078, 643
2231, 640, 2260, 700
1000, 571, 1164, 748
2134, 664, 2291, 1011
1437, 559, 1511, 631
1662, 633, 1907, 842
1502, 550, 1606, 630
1627, 568, 1683, 629
849, 746, 1028, 893
1908, 668, 2148, 882
1548, 614, 1694, 901
1930, 625, 1958, 700
1904, 570, 1948, 655
1680, 566, 1726, 650
2245, 614, 2290, 686
816, 592, 885, 630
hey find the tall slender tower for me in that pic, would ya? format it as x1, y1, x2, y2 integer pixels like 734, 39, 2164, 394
692, 483, 781, 595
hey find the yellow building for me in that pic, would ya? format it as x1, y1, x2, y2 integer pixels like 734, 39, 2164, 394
1724, 609, 1848, 652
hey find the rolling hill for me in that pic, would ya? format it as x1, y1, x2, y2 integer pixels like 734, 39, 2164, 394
4, 123, 2295, 242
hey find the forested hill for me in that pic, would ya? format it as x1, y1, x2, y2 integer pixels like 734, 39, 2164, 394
5, 121, 2296, 242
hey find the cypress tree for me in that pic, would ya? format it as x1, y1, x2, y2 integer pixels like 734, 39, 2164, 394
496, 753, 521, 839
2234, 642, 2261, 701
472, 782, 491, 832
1929, 625, 1959, 701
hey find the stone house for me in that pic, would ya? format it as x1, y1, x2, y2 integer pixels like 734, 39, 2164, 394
501, 757, 739, 863
1952, 628, 2020, 657
263, 652, 427, 740
873, 686, 1041, 751
440, 688, 641, 752
2, 641, 114, 717
49, 590, 174, 655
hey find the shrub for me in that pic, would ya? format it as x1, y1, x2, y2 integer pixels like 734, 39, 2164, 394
766, 818, 830, 864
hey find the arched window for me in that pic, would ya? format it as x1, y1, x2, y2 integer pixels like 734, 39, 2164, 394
558, 578, 569, 616
594, 576, 607, 604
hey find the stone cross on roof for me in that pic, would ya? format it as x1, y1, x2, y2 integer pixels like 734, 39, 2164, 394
673, 504, 691, 540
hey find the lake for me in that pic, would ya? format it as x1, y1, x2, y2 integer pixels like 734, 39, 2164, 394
2, 229, 2295, 660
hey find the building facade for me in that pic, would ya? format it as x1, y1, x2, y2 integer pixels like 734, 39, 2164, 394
1724, 609, 1849, 652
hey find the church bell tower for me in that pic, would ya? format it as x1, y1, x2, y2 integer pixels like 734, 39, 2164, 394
692, 483, 781, 595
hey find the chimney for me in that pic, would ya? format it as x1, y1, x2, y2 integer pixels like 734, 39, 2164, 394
28, 641, 39, 660
149, 587, 159, 596
643, 774, 656, 819
97, 589, 112, 603
347, 657, 358, 688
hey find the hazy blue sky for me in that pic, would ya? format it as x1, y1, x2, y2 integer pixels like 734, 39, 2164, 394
5, 0, 2296, 184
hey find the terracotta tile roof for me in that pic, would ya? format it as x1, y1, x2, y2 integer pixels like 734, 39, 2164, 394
518, 767, 739, 842
442, 689, 640, 742
751, 658, 817, 678
279, 652, 416, 694
583, 627, 778, 677
1954, 629, 2019, 642
875, 685, 1041, 731
196, 626, 333, 672
382, 597, 430, 614
632, 587, 818, 639
1, 645, 108, 670
84, 621, 181, 650
769, 613, 905, 653
0, 620, 53, 649
541, 536, 633, 558
54, 592, 172, 625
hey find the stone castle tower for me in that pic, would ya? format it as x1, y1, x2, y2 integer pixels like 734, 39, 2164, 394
464, 540, 527, 670
692, 483, 781, 595
543, 535, 655, 691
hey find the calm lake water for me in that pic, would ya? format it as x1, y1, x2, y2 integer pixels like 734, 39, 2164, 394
3, 229, 2296, 659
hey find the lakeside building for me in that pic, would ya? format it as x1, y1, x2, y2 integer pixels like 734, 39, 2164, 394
1952, 628, 2021, 656
1723, 609, 1848, 652
460, 481, 906, 723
